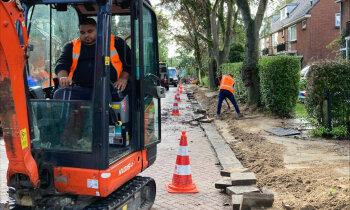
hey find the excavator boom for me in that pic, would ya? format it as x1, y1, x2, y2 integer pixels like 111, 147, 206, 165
0, 0, 39, 189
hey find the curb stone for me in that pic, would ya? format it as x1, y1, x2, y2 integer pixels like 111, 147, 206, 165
186, 89, 243, 170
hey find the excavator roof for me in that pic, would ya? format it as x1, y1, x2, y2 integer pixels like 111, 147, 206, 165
21, 0, 138, 15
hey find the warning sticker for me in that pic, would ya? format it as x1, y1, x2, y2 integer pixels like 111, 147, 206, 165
111, 104, 120, 109
105, 57, 110, 65
20, 129, 28, 149
87, 179, 99, 189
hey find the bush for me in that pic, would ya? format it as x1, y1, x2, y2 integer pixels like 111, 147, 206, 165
259, 55, 300, 117
228, 43, 245, 63
310, 125, 348, 139
299, 78, 307, 91
219, 62, 247, 103
202, 76, 209, 88
305, 60, 350, 137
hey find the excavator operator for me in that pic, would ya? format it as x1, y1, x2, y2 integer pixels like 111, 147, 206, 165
54, 18, 131, 100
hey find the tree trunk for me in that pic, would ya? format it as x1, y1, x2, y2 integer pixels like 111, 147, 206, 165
209, 53, 216, 90
233, 0, 268, 106
242, 22, 260, 105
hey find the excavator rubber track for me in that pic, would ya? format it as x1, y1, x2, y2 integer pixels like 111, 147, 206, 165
10, 176, 156, 210
85, 176, 156, 210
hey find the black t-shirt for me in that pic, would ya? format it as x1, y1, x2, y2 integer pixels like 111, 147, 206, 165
55, 37, 131, 88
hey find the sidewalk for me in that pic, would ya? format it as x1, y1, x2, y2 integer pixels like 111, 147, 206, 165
0, 138, 8, 204
141, 86, 230, 210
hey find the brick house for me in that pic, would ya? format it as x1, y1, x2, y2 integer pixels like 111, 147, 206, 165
263, 0, 340, 67
335, 0, 350, 58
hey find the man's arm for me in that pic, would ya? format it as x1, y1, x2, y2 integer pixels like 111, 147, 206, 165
113, 37, 131, 91
55, 42, 73, 88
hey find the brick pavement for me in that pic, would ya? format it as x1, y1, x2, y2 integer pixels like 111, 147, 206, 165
0, 137, 9, 204
141, 86, 230, 210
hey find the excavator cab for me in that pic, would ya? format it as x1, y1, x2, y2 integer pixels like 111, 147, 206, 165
0, 0, 163, 208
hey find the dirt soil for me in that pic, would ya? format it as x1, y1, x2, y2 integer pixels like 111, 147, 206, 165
191, 86, 350, 210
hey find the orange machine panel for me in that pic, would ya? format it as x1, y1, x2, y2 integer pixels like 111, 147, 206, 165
54, 151, 144, 197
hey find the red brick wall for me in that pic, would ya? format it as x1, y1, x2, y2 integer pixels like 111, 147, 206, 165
341, 0, 350, 31
303, 0, 340, 66
269, 1, 340, 67
295, 19, 311, 64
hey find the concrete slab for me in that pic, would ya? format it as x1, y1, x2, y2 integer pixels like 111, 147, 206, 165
230, 172, 257, 186
215, 177, 232, 189
231, 194, 243, 210
240, 192, 274, 209
221, 167, 250, 177
226, 185, 260, 195
200, 123, 243, 169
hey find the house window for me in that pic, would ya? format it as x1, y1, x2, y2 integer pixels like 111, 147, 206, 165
288, 25, 297, 41
335, 13, 341, 28
280, 7, 287, 20
302, 20, 306, 30
272, 32, 278, 46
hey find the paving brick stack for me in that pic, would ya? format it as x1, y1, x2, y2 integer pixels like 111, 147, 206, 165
215, 167, 274, 210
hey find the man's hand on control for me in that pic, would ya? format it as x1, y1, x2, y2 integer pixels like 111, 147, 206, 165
57, 70, 72, 88
114, 72, 130, 92
59, 77, 72, 88
113, 78, 127, 91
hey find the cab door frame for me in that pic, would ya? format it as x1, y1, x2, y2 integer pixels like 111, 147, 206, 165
137, 0, 161, 151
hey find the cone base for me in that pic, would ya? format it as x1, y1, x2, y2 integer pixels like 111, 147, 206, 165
166, 182, 199, 193
172, 112, 180, 116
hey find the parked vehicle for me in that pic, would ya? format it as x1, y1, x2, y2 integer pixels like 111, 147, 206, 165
168, 67, 178, 87
159, 62, 169, 90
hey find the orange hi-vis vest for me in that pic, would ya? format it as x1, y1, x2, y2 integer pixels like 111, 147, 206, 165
219, 75, 235, 95
69, 35, 123, 79
40, 70, 55, 88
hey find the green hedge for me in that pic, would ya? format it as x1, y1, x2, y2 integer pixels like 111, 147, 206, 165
219, 62, 247, 103
259, 55, 300, 117
201, 76, 209, 87
305, 60, 350, 137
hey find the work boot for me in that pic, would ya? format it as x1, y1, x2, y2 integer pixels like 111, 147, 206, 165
238, 113, 244, 118
215, 114, 220, 119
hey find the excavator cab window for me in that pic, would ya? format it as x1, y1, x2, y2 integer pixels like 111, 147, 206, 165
23, 0, 161, 169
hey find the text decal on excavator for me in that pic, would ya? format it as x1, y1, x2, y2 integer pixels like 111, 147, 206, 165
20, 129, 28, 149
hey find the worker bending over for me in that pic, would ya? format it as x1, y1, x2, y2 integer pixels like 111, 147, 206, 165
216, 74, 243, 119
55, 18, 131, 100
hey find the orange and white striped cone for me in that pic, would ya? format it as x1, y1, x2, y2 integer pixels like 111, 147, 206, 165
171, 95, 180, 116
179, 84, 183, 94
176, 90, 181, 102
167, 131, 199, 193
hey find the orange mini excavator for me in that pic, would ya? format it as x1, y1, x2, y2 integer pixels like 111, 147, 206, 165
0, 0, 164, 208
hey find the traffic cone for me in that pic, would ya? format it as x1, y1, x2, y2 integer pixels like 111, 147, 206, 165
167, 131, 199, 193
179, 84, 183, 94
176, 90, 181, 102
171, 95, 180, 116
